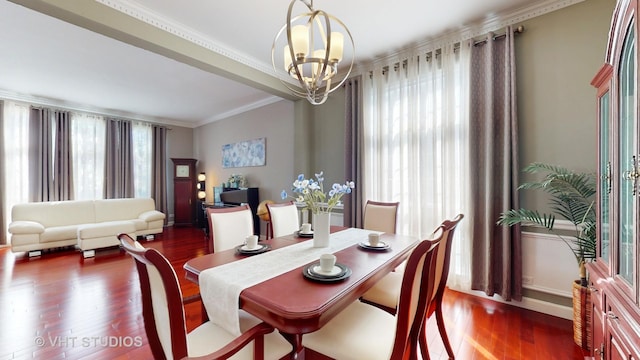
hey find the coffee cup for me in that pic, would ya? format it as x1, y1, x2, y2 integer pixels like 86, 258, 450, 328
245, 235, 259, 249
301, 223, 312, 234
319, 253, 336, 272
368, 233, 381, 247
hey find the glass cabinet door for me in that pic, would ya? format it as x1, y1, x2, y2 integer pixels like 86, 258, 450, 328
599, 90, 610, 266
617, 22, 636, 286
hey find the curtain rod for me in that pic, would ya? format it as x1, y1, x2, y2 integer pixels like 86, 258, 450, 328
368, 24, 524, 78
28, 104, 170, 129
473, 25, 525, 46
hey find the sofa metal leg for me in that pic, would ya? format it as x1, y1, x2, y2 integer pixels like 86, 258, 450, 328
82, 250, 96, 258
28, 250, 42, 258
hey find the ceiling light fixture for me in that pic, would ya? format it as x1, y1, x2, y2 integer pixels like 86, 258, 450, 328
272, 0, 354, 105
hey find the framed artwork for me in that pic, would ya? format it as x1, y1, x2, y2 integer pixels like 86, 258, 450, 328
222, 137, 266, 168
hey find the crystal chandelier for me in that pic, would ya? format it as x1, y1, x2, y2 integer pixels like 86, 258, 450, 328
272, 0, 354, 105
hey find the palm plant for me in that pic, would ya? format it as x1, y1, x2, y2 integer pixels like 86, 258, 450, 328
497, 162, 597, 286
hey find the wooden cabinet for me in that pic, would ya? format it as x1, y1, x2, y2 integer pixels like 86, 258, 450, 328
587, 1, 640, 358
172, 158, 197, 226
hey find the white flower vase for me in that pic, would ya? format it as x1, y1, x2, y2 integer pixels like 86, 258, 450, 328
312, 212, 331, 248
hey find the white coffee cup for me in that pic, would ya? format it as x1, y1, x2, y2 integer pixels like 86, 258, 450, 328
245, 235, 259, 249
368, 233, 381, 247
319, 253, 336, 272
301, 223, 312, 234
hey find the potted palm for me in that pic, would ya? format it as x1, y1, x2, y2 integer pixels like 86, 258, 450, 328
497, 162, 596, 350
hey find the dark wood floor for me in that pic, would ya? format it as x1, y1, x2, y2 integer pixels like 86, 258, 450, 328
0, 226, 588, 359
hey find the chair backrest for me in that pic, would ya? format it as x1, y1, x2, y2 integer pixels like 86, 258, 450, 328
430, 214, 464, 305
119, 233, 188, 360
266, 201, 300, 238
389, 227, 444, 359
362, 200, 400, 234
207, 205, 254, 253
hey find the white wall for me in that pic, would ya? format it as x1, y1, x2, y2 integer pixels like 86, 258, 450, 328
193, 99, 296, 235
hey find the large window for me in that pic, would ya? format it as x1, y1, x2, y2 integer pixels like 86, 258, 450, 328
363, 45, 471, 289
2, 101, 156, 241
2, 101, 30, 240
71, 112, 106, 200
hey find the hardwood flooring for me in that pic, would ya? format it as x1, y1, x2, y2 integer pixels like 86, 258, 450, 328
0, 226, 588, 359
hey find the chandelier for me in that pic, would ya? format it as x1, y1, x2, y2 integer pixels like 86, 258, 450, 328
272, 0, 354, 105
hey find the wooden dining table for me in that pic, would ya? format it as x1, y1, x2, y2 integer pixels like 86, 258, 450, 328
183, 226, 419, 359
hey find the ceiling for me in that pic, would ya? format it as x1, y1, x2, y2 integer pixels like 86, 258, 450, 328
0, 0, 572, 128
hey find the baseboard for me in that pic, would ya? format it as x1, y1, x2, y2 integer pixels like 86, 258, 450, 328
449, 287, 573, 320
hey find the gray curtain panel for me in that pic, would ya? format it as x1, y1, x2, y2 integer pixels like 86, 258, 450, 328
28, 107, 74, 202
468, 27, 522, 301
104, 118, 134, 199
344, 76, 364, 228
152, 125, 168, 224
0, 100, 5, 245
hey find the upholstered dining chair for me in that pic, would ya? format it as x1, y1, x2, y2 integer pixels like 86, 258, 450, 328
266, 201, 300, 238
300, 227, 445, 360
118, 233, 292, 360
360, 214, 464, 359
207, 205, 254, 253
362, 200, 400, 234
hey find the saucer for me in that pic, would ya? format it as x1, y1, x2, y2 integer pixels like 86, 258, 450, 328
311, 265, 342, 277
295, 230, 314, 238
240, 244, 262, 251
235, 243, 270, 255
302, 263, 351, 282
358, 240, 390, 251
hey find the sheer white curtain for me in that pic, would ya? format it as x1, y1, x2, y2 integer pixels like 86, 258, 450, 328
2, 101, 30, 241
71, 112, 106, 200
132, 121, 152, 199
363, 44, 472, 290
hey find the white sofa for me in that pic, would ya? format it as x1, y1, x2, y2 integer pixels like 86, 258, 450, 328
9, 198, 165, 258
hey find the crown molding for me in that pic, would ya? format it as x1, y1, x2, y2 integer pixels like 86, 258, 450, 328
0, 88, 196, 128
195, 96, 287, 128
95, 0, 279, 79
97, 0, 584, 82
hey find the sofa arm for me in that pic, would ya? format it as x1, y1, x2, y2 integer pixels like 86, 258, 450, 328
139, 210, 166, 222
8, 221, 45, 235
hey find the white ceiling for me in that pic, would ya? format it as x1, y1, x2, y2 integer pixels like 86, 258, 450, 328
0, 0, 571, 128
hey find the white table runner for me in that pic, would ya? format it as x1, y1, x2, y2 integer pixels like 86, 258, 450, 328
199, 228, 379, 335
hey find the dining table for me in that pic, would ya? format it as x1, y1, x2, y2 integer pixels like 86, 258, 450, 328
183, 226, 419, 359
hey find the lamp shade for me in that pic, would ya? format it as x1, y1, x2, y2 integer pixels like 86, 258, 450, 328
197, 172, 206, 182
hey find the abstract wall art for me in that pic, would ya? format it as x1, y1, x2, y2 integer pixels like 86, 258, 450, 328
222, 137, 266, 168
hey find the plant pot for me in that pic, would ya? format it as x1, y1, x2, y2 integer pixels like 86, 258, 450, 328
572, 279, 592, 350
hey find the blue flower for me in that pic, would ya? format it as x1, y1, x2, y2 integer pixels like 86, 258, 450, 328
281, 171, 355, 214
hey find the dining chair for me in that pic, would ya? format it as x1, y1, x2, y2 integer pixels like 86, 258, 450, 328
266, 201, 300, 238
300, 227, 445, 360
118, 233, 292, 360
207, 205, 254, 253
360, 213, 464, 359
362, 200, 400, 234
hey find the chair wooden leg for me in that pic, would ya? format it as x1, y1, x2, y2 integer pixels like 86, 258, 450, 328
435, 301, 454, 359
419, 320, 431, 360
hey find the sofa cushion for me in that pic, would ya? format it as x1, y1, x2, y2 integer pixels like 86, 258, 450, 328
40, 225, 80, 243
8, 221, 45, 235
78, 221, 136, 239
12, 200, 95, 227
94, 198, 157, 223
